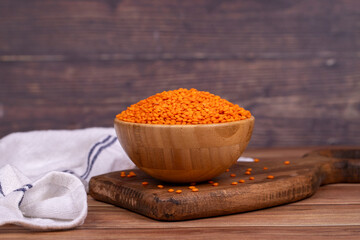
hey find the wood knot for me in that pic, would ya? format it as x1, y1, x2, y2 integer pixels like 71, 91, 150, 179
105, 0, 122, 12
325, 58, 337, 67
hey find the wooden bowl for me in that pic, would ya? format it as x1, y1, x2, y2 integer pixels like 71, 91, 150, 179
114, 116, 255, 183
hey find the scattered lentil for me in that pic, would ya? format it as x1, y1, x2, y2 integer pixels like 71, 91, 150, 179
188, 186, 196, 189
230, 173, 236, 177
284, 161, 290, 165
254, 158, 260, 162
225, 169, 230, 172
142, 182, 148, 186
192, 188, 199, 192
120, 171, 126, 178
263, 167, 268, 170
245, 171, 251, 175
116, 88, 251, 125
249, 177, 255, 180
168, 189, 174, 193
212, 182, 219, 187
157, 185, 164, 189
176, 190, 182, 194
127, 171, 136, 178
208, 180, 214, 184
239, 179, 245, 183
247, 168, 252, 172
231, 182, 238, 185
267, 175, 275, 179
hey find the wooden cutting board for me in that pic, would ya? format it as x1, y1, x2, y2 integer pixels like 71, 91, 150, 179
89, 149, 360, 221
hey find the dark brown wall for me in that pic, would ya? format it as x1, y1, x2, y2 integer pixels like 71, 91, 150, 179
0, 0, 359, 147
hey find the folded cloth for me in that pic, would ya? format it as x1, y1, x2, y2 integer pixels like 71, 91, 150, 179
0, 165, 87, 230
0, 127, 135, 230
0, 127, 252, 230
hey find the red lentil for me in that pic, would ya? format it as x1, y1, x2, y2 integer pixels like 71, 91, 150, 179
188, 186, 196, 189
142, 182, 148, 186
245, 171, 251, 175
208, 180, 214, 184
263, 167, 268, 170
127, 171, 136, 177
231, 182, 238, 185
176, 190, 182, 194
212, 182, 219, 187
284, 161, 290, 165
116, 88, 251, 125
168, 189, 174, 193
249, 177, 255, 180
247, 168, 252, 172
239, 179, 245, 183
225, 169, 230, 172
254, 158, 260, 162
230, 173, 236, 177
192, 188, 199, 192
157, 185, 164, 189
267, 175, 275, 179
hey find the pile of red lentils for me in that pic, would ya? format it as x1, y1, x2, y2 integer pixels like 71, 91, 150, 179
116, 88, 251, 125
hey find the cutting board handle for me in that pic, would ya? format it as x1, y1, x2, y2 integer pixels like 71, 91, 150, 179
303, 149, 360, 185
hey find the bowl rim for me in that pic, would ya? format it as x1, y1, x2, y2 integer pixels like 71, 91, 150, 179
114, 115, 254, 128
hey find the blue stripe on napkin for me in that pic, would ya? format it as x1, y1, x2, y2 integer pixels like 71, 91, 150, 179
14, 184, 33, 207
81, 135, 113, 178
0, 181, 5, 196
82, 136, 117, 179
62, 135, 118, 180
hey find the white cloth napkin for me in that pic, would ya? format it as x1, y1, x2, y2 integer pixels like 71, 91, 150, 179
0, 165, 87, 230
0, 127, 252, 230
0, 127, 135, 230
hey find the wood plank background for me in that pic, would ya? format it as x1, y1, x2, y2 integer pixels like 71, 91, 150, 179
0, 0, 359, 147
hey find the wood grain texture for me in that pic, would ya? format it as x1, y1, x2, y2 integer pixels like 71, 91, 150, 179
0, 0, 358, 59
1, 58, 359, 147
0, 0, 359, 147
2, 147, 360, 239
2, 226, 360, 240
114, 117, 254, 182
1, 226, 360, 240
89, 148, 360, 221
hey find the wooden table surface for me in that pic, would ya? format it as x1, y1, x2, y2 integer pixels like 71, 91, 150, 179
1, 147, 360, 239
